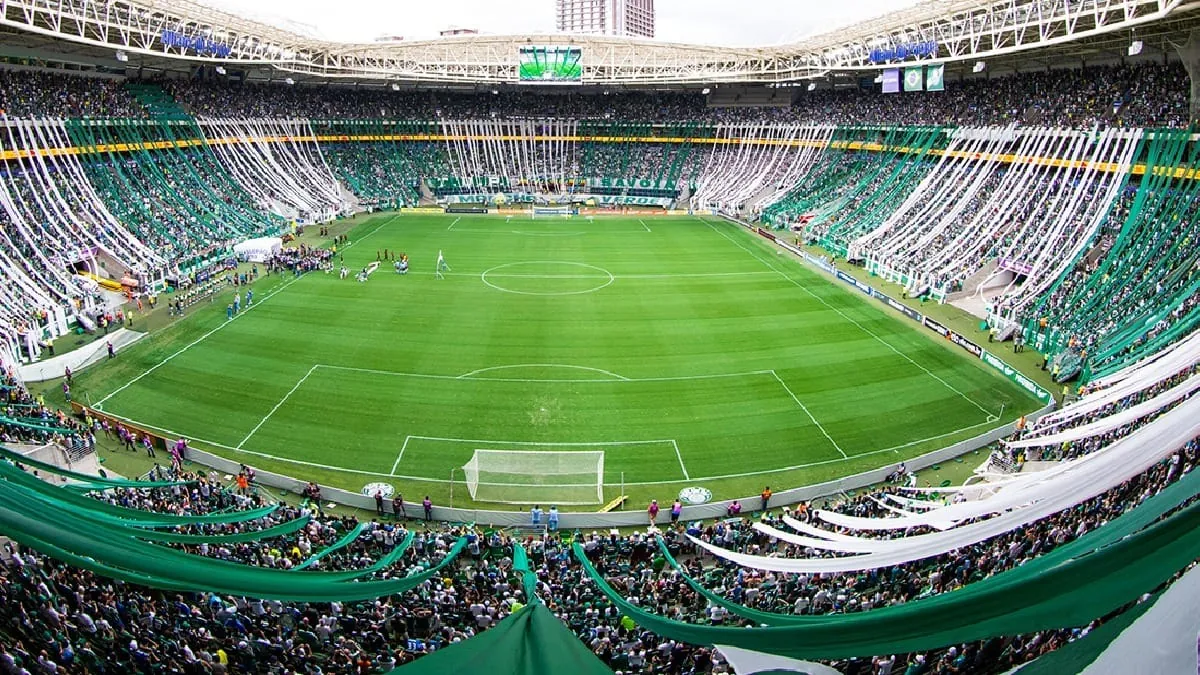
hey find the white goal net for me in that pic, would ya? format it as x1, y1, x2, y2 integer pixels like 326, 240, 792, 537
531, 205, 576, 218
461, 449, 604, 505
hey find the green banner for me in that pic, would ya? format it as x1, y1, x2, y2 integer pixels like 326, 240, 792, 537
979, 349, 1053, 403
926, 64, 945, 92
904, 67, 925, 91
588, 176, 676, 191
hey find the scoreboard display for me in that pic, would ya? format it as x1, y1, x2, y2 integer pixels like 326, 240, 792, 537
518, 46, 583, 83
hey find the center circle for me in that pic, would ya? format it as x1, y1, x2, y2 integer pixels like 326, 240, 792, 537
480, 261, 615, 296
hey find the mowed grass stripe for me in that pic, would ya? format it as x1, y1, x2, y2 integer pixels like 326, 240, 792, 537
83, 213, 1037, 504
235, 367, 841, 481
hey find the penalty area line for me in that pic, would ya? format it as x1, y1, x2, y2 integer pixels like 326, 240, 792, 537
391, 435, 413, 474
620, 417, 1003, 486
237, 365, 319, 449
86, 409, 1005, 488
671, 439, 691, 480
700, 218, 997, 419
84, 408, 405, 480
769, 370, 847, 458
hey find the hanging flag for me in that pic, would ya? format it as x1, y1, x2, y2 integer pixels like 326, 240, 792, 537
926, 64, 945, 91
882, 69, 901, 94
904, 67, 924, 92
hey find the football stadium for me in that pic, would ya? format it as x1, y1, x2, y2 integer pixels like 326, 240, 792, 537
0, 0, 1198, 672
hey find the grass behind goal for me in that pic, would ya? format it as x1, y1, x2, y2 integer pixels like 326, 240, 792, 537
78, 212, 1038, 508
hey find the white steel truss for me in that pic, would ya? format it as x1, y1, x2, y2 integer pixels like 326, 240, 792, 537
0, 0, 1196, 84
790, 0, 1200, 73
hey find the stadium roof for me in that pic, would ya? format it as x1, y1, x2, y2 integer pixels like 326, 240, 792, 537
1, 0, 1198, 84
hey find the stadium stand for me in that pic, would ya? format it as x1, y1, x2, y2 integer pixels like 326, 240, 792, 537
0, 346, 1193, 673
0, 12, 1198, 670
144, 63, 1190, 129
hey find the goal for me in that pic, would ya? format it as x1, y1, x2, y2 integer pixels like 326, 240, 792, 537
531, 205, 577, 219
461, 449, 604, 505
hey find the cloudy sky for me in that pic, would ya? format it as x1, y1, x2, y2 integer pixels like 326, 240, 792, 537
203, 0, 922, 46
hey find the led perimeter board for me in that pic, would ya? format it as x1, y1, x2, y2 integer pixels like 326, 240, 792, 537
518, 46, 583, 82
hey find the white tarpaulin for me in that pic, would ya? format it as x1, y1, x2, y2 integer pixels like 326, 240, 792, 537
689, 398, 1198, 573
1034, 333, 1199, 432
1005, 375, 1199, 449
1076, 563, 1200, 675
781, 516, 863, 541
716, 645, 844, 675
1086, 329, 1200, 391
233, 236, 283, 263
884, 493, 943, 510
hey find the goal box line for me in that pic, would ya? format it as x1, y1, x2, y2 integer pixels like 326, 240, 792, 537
471, 448, 605, 478
394, 435, 688, 484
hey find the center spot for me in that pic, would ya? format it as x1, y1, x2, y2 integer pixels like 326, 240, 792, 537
480, 261, 615, 296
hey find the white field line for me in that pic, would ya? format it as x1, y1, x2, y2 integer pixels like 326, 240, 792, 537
447, 216, 462, 230
91, 212, 393, 411
639, 219, 651, 232
507, 231, 586, 237
237, 365, 318, 449
701, 218, 996, 419
402, 435, 680, 447
445, 228, 647, 235
620, 418, 1000, 486
347, 213, 400, 246
390, 435, 413, 474
402, 270, 776, 280
457, 364, 630, 380
317, 363, 774, 385
670, 439, 691, 480
90, 407, 999, 487
391, 435, 686, 481
769, 369, 847, 458
92, 274, 302, 409
88, 409, 401, 480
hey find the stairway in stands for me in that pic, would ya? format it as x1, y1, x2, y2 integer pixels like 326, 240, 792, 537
125, 82, 192, 120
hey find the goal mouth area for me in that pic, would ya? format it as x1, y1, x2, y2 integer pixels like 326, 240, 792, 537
531, 206, 578, 218
462, 448, 605, 505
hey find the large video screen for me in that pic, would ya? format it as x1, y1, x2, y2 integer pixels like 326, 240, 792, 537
518, 46, 583, 83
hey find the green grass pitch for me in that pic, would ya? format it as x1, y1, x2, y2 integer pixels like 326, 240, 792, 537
77, 212, 1038, 509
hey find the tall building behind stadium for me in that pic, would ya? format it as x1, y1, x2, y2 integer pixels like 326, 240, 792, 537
556, 0, 655, 37
0, 0, 1198, 674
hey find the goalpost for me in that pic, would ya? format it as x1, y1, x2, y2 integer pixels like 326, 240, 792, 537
461, 449, 604, 505
530, 205, 577, 219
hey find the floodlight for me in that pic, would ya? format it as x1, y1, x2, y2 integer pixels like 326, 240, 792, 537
701, 87, 711, 95
285, 77, 295, 85
115, 50, 129, 62
215, 66, 226, 75
391, 83, 400, 91
1128, 40, 1143, 56
807, 82, 817, 91
972, 61, 986, 73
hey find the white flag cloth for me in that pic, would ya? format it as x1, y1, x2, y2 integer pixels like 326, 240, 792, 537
715, 645, 844, 675
1005, 374, 1200, 450
689, 397, 1198, 573
1033, 331, 1199, 432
